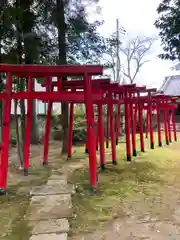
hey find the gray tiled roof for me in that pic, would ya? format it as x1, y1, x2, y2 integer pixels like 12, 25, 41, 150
158, 75, 180, 96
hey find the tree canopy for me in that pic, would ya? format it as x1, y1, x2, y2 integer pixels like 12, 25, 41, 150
0, 0, 105, 153
155, 0, 180, 61
0, 0, 104, 65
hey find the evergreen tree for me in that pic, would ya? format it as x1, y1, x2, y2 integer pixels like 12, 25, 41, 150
1, 0, 105, 154
155, 0, 180, 61
37, 0, 105, 153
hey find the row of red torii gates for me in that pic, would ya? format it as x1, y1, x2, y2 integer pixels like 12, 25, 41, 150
0, 64, 177, 194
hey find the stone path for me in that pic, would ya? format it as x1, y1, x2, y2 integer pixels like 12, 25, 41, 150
28, 173, 75, 240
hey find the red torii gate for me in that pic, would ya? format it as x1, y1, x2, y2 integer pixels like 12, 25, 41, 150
107, 88, 177, 160
42, 80, 122, 169
40, 78, 111, 166
100, 85, 156, 161
144, 96, 177, 146
0, 64, 104, 194
0, 64, 177, 194
63, 82, 177, 165
82, 83, 177, 163
132, 94, 177, 148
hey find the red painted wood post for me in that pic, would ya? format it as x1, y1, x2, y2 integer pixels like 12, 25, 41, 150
96, 121, 99, 151
67, 102, 74, 158
156, 100, 162, 147
85, 136, 88, 153
124, 89, 131, 161
134, 103, 138, 128
98, 103, 105, 170
109, 92, 117, 165
171, 107, 177, 141
148, 91, 154, 149
133, 103, 138, 145
106, 106, 109, 148
145, 110, 149, 139
115, 103, 121, 145
167, 108, 172, 143
43, 77, 53, 165
23, 76, 34, 175
84, 74, 97, 190
85, 111, 96, 153
0, 72, 12, 194
137, 92, 145, 152
130, 101, 136, 157
163, 100, 169, 145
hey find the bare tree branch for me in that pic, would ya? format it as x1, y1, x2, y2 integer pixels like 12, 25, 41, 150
120, 36, 156, 83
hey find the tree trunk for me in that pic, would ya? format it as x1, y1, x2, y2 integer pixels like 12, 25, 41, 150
56, 0, 68, 154
25, 65, 39, 144
21, 0, 40, 144
14, 98, 23, 167
30, 98, 39, 144
15, 0, 25, 163
61, 102, 69, 153
19, 80, 26, 143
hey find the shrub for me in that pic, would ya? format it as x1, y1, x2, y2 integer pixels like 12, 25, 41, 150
73, 106, 86, 142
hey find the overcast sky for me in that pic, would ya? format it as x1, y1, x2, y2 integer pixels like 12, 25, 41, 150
89, 0, 176, 88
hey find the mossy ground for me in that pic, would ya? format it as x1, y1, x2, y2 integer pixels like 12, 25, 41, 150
1, 132, 180, 239
69, 132, 180, 237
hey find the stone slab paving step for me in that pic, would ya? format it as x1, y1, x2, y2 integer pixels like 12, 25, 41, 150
48, 174, 67, 181
47, 174, 68, 185
28, 194, 73, 221
30, 233, 68, 240
31, 218, 69, 235
30, 184, 74, 196
47, 179, 67, 186
28, 173, 74, 240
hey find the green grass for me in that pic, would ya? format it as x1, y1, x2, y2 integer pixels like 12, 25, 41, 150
0, 140, 85, 240
0, 189, 31, 239
1, 132, 180, 239
69, 132, 180, 236
0, 164, 51, 240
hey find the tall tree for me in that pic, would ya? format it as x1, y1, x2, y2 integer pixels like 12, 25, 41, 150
0, 3, 7, 143
56, 0, 68, 154
155, 0, 180, 61
38, 0, 105, 154
2, 0, 105, 155
9, 0, 41, 144
18, 0, 42, 144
